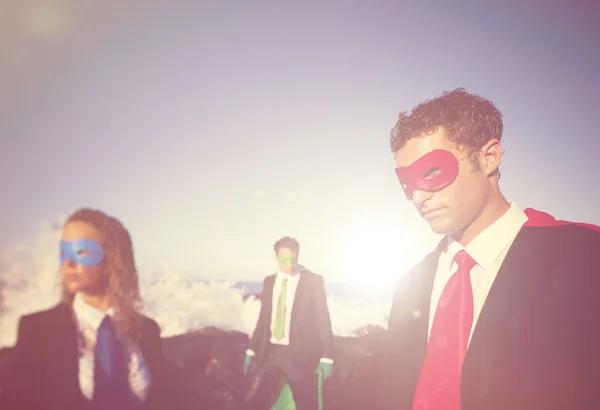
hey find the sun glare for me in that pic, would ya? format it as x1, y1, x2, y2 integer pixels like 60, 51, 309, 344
339, 219, 410, 289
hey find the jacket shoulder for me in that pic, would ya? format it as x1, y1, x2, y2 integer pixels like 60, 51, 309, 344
522, 223, 600, 259
19, 303, 69, 326
299, 268, 321, 280
14, 303, 70, 348
299, 269, 326, 288
138, 314, 161, 336
554, 223, 600, 243
402, 247, 440, 281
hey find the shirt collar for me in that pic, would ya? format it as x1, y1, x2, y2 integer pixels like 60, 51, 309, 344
276, 266, 303, 279
72, 292, 114, 331
445, 202, 528, 271
277, 271, 294, 279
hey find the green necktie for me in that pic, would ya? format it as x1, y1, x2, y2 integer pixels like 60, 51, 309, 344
273, 277, 288, 340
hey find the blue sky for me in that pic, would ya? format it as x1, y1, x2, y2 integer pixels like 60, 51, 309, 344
1, 0, 599, 284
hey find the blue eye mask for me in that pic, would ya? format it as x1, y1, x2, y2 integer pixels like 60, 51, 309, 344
60, 239, 105, 267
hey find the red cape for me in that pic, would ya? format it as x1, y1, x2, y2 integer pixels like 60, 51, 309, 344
523, 208, 600, 231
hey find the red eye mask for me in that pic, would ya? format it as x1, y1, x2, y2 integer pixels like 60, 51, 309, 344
394, 150, 459, 199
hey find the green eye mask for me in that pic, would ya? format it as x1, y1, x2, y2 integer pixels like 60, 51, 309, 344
279, 256, 296, 264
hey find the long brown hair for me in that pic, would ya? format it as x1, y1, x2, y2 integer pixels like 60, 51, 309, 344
61, 208, 143, 346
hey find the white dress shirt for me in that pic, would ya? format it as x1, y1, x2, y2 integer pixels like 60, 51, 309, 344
247, 268, 333, 363
72, 293, 151, 402
269, 270, 301, 345
428, 202, 528, 346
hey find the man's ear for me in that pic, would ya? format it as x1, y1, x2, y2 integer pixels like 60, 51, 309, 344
481, 139, 502, 177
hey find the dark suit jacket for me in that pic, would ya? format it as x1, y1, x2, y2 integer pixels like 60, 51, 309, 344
1, 302, 166, 410
249, 269, 335, 379
383, 224, 600, 410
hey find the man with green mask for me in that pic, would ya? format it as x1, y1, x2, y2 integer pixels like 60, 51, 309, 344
242, 236, 334, 410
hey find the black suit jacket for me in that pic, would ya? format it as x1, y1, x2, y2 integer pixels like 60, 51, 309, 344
2, 302, 166, 410
249, 269, 335, 378
383, 224, 600, 410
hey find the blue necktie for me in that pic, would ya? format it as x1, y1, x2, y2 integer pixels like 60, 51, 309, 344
90, 315, 130, 409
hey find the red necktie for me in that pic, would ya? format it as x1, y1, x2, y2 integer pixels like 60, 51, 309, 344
412, 250, 477, 410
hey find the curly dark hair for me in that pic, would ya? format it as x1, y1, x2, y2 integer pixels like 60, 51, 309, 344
274, 236, 300, 255
390, 88, 504, 169
61, 208, 143, 346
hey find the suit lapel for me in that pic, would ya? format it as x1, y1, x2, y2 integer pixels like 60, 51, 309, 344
258, 275, 275, 354
47, 303, 83, 408
468, 227, 548, 350
406, 250, 442, 377
264, 275, 275, 311
290, 271, 309, 327
387, 244, 444, 410
463, 227, 552, 404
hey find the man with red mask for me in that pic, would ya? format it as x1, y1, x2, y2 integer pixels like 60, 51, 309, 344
383, 88, 600, 410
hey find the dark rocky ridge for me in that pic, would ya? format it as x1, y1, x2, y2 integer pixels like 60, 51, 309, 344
0, 325, 386, 409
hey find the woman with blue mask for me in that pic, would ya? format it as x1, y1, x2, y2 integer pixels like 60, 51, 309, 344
3, 208, 165, 410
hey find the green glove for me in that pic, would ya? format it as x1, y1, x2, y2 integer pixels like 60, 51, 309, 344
315, 361, 333, 380
243, 354, 253, 375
